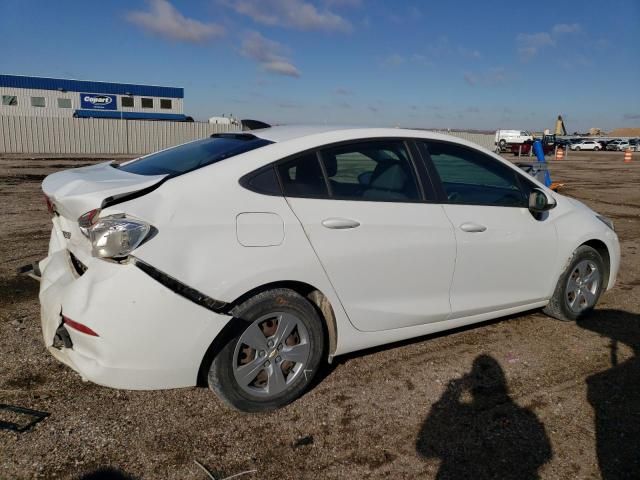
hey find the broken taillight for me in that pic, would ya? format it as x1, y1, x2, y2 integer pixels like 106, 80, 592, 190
62, 316, 99, 337
78, 208, 101, 228
44, 195, 56, 215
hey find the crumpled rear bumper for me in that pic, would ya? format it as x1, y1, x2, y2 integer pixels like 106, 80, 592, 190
39, 228, 232, 390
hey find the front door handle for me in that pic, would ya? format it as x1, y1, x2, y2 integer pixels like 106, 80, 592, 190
459, 222, 487, 233
322, 218, 361, 229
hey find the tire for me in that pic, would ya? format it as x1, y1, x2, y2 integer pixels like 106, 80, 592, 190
499, 139, 507, 148
208, 289, 325, 412
594, 146, 600, 151
543, 246, 606, 322
575, 146, 581, 151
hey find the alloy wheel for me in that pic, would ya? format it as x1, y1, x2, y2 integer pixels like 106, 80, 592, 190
565, 260, 600, 313
232, 312, 311, 398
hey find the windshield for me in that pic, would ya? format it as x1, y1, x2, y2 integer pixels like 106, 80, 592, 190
118, 134, 272, 176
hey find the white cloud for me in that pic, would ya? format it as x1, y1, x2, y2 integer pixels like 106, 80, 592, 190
221, 0, 352, 32
380, 53, 405, 67
517, 24, 581, 60
464, 67, 507, 87
552, 23, 581, 34
126, 0, 225, 43
334, 87, 353, 95
517, 32, 554, 60
241, 31, 301, 77
323, 0, 362, 7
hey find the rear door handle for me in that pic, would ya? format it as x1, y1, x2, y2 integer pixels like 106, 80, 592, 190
322, 218, 360, 229
459, 222, 487, 233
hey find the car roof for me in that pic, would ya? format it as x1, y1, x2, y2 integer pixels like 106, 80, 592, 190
250, 125, 367, 142
248, 124, 474, 145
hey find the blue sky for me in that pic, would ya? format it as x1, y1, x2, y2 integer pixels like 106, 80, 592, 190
1, 0, 639, 131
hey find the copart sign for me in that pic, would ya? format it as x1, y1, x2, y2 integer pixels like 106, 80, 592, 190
80, 93, 117, 110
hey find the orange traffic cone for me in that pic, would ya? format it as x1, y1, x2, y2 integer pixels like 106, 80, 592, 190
555, 147, 564, 161
624, 149, 632, 163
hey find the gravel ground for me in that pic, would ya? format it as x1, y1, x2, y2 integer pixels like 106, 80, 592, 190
0, 151, 638, 480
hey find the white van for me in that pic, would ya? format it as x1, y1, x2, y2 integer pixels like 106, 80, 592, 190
495, 130, 534, 148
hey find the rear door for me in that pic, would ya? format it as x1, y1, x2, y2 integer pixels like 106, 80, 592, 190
278, 139, 456, 332
419, 140, 558, 318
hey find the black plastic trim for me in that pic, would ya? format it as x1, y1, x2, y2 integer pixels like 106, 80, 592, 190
134, 259, 229, 314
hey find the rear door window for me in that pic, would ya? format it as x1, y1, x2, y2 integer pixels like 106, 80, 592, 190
320, 140, 421, 202
118, 135, 272, 176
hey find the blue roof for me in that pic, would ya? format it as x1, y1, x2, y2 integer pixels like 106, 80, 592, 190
74, 110, 187, 121
0, 74, 183, 98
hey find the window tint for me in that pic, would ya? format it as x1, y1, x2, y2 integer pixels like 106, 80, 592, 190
121, 96, 134, 107
118, 135, 272, 176
425, 141, 527, 207
2, 95, 18, 106
277, 153, 328, 197
141, 98, 153, 108
31, 96, 45, 107
321, 141, 420, 201
160, 99, 172, 109
57, 98, 71, 108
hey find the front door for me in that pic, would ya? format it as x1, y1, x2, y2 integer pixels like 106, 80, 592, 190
422, 140, 558, 318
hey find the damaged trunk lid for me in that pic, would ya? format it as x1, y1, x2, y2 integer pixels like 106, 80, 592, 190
42, 161, 167, 221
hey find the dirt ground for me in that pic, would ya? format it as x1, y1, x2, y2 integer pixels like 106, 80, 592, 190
0, 151, 638, 480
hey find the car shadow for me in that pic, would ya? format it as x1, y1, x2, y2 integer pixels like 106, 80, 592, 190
77, 467, 137, 480
577, 309, 640, 479
310, 309, 540, 392
415, 354, 552, 479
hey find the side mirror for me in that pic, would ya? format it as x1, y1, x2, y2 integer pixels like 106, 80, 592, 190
529, 188, 556, 212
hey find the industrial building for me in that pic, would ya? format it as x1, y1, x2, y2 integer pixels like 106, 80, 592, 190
0, 74, 186, 121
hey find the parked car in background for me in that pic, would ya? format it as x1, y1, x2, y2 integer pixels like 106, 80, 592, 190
630, 139, 640, 152
570, 140, 602, 151
615, 141, 631, 151
36, 125, 620, 411
606, 139, 624, 151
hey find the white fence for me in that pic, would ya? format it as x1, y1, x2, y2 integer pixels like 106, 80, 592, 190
0, 116, 236, 155
429, 130, 495, 151
0, 115, 497, 155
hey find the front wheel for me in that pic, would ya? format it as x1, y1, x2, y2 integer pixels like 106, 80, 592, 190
575, 146, 581, 151
208, 289, 325, 412
543, 246, 606, 321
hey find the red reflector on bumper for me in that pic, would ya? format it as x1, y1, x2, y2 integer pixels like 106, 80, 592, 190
62, 316, 99, 337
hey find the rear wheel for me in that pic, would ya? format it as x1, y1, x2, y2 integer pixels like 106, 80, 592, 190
208, 289, 325, 412
594, 146, 600, 151
544, 246, 605, 321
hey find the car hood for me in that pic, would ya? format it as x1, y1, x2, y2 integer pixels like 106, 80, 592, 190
42, 161, 167, 220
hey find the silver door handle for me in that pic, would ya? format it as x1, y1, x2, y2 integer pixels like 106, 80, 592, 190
321, 218, 360, 229
459, 222, 487, 233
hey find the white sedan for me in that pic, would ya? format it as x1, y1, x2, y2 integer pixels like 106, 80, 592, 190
37, 126, 620, 411
570, 140, 602, 151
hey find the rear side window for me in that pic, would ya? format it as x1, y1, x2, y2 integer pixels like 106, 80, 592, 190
321, 141, 420, 202
424, 141, 527, 207
118, 135, 272, 176
277, 153, 328, 197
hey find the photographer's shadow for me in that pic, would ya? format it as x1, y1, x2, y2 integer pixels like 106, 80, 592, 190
578, 309, 640, 479
416, 354, 552, 479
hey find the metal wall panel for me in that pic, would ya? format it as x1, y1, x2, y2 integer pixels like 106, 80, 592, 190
0, 116, 237, 154
0, 116, 498, 155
